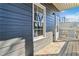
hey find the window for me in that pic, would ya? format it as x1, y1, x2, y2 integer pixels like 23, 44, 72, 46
33, 4, 46, 41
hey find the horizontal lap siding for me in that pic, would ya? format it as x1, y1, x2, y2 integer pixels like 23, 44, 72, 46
45, 4, 57, 32
0, 3, 33, 56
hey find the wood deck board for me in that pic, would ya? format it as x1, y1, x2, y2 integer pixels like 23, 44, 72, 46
62, 41, 69, 56
34, 37, 79, 56
76, 41, 79, 56
61, 40, 79, 56
71, 41, 77, 56
66, 41, 72, 56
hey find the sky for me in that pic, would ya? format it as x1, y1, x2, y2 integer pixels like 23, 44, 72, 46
59, 6, 79, 22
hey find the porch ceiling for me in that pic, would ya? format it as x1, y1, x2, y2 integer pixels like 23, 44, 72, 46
53, 3, 79, 11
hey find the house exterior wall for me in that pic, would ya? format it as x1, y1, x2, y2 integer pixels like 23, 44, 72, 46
0, 3, 59, 56
0, 3, 33, 56
34, 4, 59, 52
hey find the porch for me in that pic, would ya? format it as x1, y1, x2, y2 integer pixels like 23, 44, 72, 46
34, 37, 79, 56
34, 22, 79, 56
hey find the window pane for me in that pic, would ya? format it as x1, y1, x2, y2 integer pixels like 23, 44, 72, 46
34, 5, 38, 21
34, 4, 45, 37
34, 22, 38, 29
37, 6, 44, 30
38, 6, 43, 13
38, 30, 43, 36
38, 22, 43, 30
34, 30, 38, 37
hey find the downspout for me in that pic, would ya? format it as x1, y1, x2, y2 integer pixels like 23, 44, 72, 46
52, 13, 56, 42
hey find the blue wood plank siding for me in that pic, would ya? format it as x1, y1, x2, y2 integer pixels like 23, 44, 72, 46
0, 3, 59, 55
46, 14, 56, 32
42, 4, 59, 32
0, 3, 33, 56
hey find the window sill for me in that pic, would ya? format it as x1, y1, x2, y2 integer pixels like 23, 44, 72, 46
33, 35, 46, 41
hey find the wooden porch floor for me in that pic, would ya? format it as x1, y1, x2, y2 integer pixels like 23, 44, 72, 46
34, 38, 79, 56
60, 39, 79, 56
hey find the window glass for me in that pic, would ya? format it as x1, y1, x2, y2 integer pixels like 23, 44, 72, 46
34, 4, 45, 37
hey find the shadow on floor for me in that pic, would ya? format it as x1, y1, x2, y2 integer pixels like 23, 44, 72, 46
35, 38, 79, 56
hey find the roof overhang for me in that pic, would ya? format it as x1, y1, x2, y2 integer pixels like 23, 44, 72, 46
53, 3, 79, 11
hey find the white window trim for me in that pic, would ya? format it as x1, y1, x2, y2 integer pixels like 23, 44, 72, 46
32, 3, 46, 41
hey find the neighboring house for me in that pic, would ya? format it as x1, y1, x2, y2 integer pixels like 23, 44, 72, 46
0, 3, 60, 56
